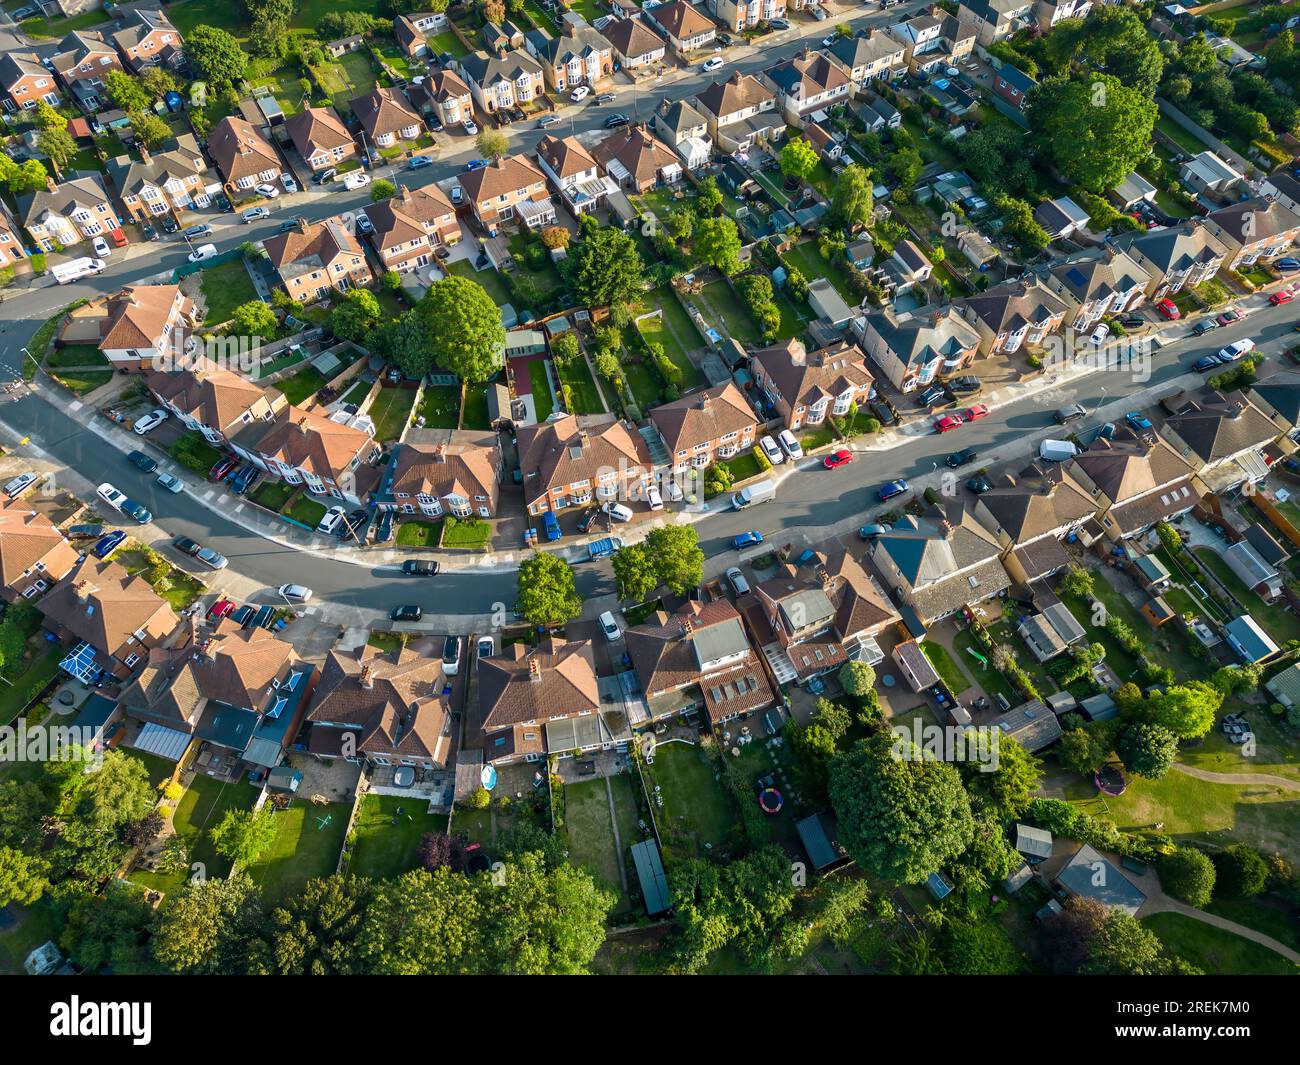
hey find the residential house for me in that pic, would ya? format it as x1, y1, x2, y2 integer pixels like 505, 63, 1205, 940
650, 97, 712, 169
1118, 219, 1229, 302
1179, 150, 1243, 196
695, 70, 783, 153
147, 359, 285, 446
39, 557, 180, 682
1162, 393, 1286, 493
646, 0, 718, 55
972, 464, 1097, 583
108, 135, 215, 222
0, 205, 28, 268
229, 404, 381, 504
1034, 0, 1095, 32
473, 638, 602, 765
650, 382, 758, 473
407, 69, 474, 129
516, 414, 652, 515
1034, 196, 1090, 241
626, 599, 776, 726
1, 51, 63, 111
456, 49, 545, 115
989, 61, 1036, 114
394, 11, 450, 57
988, 698, 1063, 752
380, 439, 502, 519
1260, 169, 1300, 216
19, 173, 115, 250
537, 133, 618, 216
207, 115, 284, 196
111, 9, 184, 73
767, 48, 851, 125
51, 30, 123, 111
828, 29, 907, 91
870, 505, 1012, 624
305, 645, 452, 772
603, 16, 667, 70
1066, 435, 1200, 542
525, 23, 614, 92
1204, 196, 1300, 268
1042, 246, 1151, 332
352, 87, 424, 151
1249, 370, 1300, 440
956, 0, 1034, 45
0, 505, 80, 603
854, 303, 982, 393
709, 0, 786, 33
592, 122, 683, 192
284, 106, 357, 173
366, 183, 461, 273
263, 216, 373, 303
881, 239, 933, 294
751, 337, 875, 431
888, 8, 977, 73
456, 154, 556, 234
958, 276, 1068, 356
98, 283, 197, 371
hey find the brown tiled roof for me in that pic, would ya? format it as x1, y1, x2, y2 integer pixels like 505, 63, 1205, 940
696, 71, 774, 120
626, 598, 755, 694
1164, 397, 1281, 465
284, 106, 353, 159
147, 360, 279, 434
753, 338, 873, 411
0, 505, 77, 591
457, 154, 546, 204
476, 637, 598, 732
52, 30, 117, 80
516, 414, 651, 509
591, 123, 680, 186
793, 543, 898, 640
603, 16, 666, 59
649, 0, 715, 40
962, 277, 1067, 336
650, 381, 756, 454
1069, 437, 1195, 503
367, 184, 456, 255
389, 441, 500, 508
38, 557, 178, 662
234, 404, 375, 482
768, 49, 850, 99
99, 284, 187, 352
537, 134, 598, 180
263, 216, 366, 282
208, 116, 280, 184
976, 466, 1096, 543
351, 86, 422, 139
412, 68, 471, 106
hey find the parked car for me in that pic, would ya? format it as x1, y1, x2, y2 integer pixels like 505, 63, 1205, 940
355, 213, 373, 235
1270, 289, 1294, 305
725, 566, 750, 596
281, 174, 298, 193
173, 536, 202, 557
945, 447, 978, 468
229, 465, 259, 494
948, 375, 981, 394
1155, 298, 1180, 320
91, 530, 126, 559
401, 559, 440, 576
313, 167, 337, 184
450, 186, 464, 206
477, 635, 495, 658
758, 435, 785, 465
596, 91, 616, 104
408, 155, 433, 170
442, 635, 462, 674
646, 484, 664, 510
934, 414, 963, 433
210, 457, 239, 481
254, 183, 281, 198
4, 472, 38, 499
769, 17, 790, 29
857, 523, 892, 539
776, 429, 803, 460
598, 610, 621, 641
576, 507, 600, 534
1216, 309, 1244, 326
374, 509, 395, 543
702, 55, 724, 72
604, 114, 628, 129
133, 409, 168, 435
390, 604, 423, 622
1217, 338, 1255, 362
127, 449, 158, 473
120, 498, 151, 524
877, 479, 909, 502
967, 474, 992, 493
462, 159, 486, 171
1118, 315, 1146, 329
344, 171, 371, 190
823, 449, 853, 469
537, 114, 562, 128
1274, 257, 1300, 271
602, 501, 633, 523
1194, 353, 1222, 372
91, 235, 111, 257
188, 243, 217, 262
338, 508, 370, 540
920, 387, 947, 407
964, 403, 989, 421
1125, 411, 1153, 432
156, 472, 184, 494
194, 546, 228, 570
278, 583, 313, 602
462, 118, 478, 135
1054, 403, 1087, 425
733, 530, 764, 549
570, 85, 591, 102
316, 505, 346, 535
1089, 322, 1110, 346
182, 223, 212, 239
242, 207, 270, 223
1191, 319, 1219, 336
66, 523, 104, 540
208, 599, 236, 622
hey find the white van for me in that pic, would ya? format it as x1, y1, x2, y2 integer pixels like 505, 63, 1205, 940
188, 243, 218, 262
731, 478, 775, 510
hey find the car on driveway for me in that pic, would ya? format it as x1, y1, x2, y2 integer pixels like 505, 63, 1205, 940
776, 429, 803, 460
1275, 257, 1300, 271
281, 173, 298, 193
598, 610, 621, 641
823, 448, 853, 469
402, 559, 440, 576
462, 118, 478, 135
127, 449, 158, 473
210, 457, 238, 481
317, 505, 346, 535
1089, 322, 1110, 346
948, 375, 981, 395
4, 472, 39, 499
1125, 411, 1153, 432
1216, 309, 1244, 326
442, 635, 462, 674
1155, 298, 1180, 320
242, 207, 270, 223
156, 472, 184, 493
173, 536, 202, 557
769, 17, 790, 29
725, 566, 750, 595
313, 167, 337, 184
570, 85, 591, 102
877, 479, 909, 501
967, 474, 992, 494
92, 235, 111, 257
945, 447, 978, 468
477, 635, 495, 658
577, 507, 600, 534
1194, 353, 1223, 372
355, 213, 373, 235
208, 599, 236, 622
758, 435, 785, 465
602, 501, 633, 523
344, 171, 371, 190
133, 409, 168, 435
1118, 315, 1146, 329
934, 414, 963, 433
91, 530, 126, 560
255, 183, 281, 198
67, 523, 103, 540
1270, 289, 1294, 305
733, 530, 764, 550
229, 464, 259, 494
965, 403, 989, 421
463, 159, 486, 171
278, 583, 313, 602
374, 509, 394, 543
390, 604, 423, 622
857, 523, 892, 539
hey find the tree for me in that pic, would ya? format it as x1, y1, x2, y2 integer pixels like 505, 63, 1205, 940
885, 145, 923, 196
694, 215, 742, 276
645, 525, 704, 596
76, 748, 155, 833
359, 867, 486, 974
550, 331, 579, 364
153, 876, 269, 975
1080, 908, 1169, 975
371, 178, 396, 201
105, 68, 151, 113
779, 137, 819, 183
475, 129, 509, 163
330, 287, 382, 343
210, 807, 278, 867
417, 832, 467, 873
611, 542, 658, 603
129, 109, 171, 150
61, 882, 156, 974
380, 309, 432, 376
697, 175, 723, 214
0, 845, 50, 906
139, 66, 179, 101
828, 732, 975, 884
1040, 896, 1109, 974
831, 162, 874, 228
185, 26, 249, 89
516, 551, 582, 627
1117, 721, 1179, 779
838, 660, 876, 698
1056, 722, 1115, 777
1214, 844, 1269, 898
268, 875, 370, 975
1058, 564, 1094, 599
962, 735, 1042, 817
564, 226, 647, 308
38, 128, 76, 175
34, 100, 66, 133
1159, 846, 1215, 908
1145, 680, 1221, 739
416, 275, 506, 383
940, 916, 1022, 975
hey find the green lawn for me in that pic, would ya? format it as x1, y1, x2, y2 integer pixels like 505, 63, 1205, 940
168, 0, 246, 36
368, 385, 416, 442
563, 777, 627, 910
528, 360, 555, 421
950, 625, 1019, 706
719, 451, 763, 484
341, 378, 372, 406
556, 355, 604, 415
446, 258, 512, 306
1194, 546, 1300, 645
51, 370, 113, 396
25, 300, 89, 379
15, 7, 109, 37
441, 517, 491, 550
1143, 912, 1298, 976
284, 494, 328, 528
199, 259, 259, 327
349, 794, 449, 880
246, 800, 350, 904
645, 742, 733, 862
248, 480, 295, 512
462, 384, 492, 430
45, 343, 109, 370
921, 640, 971, 695
1204, 894, 1300, 954
782, 240, 858, 305
0, 898, 61, 975
697, 279, 760, 346
275, 365, 329, 405
623, 356, 663, 411
428, 30, 469, 58
395, 519, 440, 547
417, 384, 460, 428
328, 50, 382, 113
0, 647, 62, 727
638, 287, 705, 385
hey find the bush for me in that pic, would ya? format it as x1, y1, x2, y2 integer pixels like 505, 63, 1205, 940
1159, 846, 1216, 907
30, 253, 47, 275
1214, 843, 1270, 898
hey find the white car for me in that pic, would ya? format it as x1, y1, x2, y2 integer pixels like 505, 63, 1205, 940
476, 635, 495, 659
702, 55, 724, 72
758, 435, 785, 465
277, 583, 313, 602
463, 118, 478, 135
646, 484, 663, 511
4, 472, 39, 499
133, 408, 169, 435
344, 171, 371, 191
1217, 338, 1255, 362
281, 174, 298, 193
777, 429, 803, 461
255, 183, 281, 198
91, 235, 111, 257
1089, 322, 1110, 346
598, 610, 621, 642
601, 501, 633, 523
242, 207, 270, 223
570, 85, 591, 102
188, 243, 217, 262
316, 505, 346, 534
97, 482, 128, 510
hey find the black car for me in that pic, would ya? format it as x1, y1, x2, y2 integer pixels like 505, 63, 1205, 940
402, 559, 440, 576
173, 536, 201, 557
390, 605, 423, 622
948, 375, 981, 395
1191, 319, 1219, 336
945, 448, 978, 468
1118, 315, 1146, 329
604, 114, 628, 129
577, 508, 600, 534
127, 450, 158, 474
67, 523, 104, 539
160, 217, 179, 234
967, 474, 992, 494
336, 508, 370, 540
374, 509, 395, 544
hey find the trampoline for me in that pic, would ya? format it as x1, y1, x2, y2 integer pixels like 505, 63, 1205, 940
758, 787, 783, 815
1094, 762, 1128, 796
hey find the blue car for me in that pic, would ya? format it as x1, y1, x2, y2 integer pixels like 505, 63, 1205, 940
1124, 411, 1152, 432
229, 465, 258, 494
464, 158, 487, 171
1193, 354, 1222, 373
877, 479, 909, 502
408, 156, 433, 170
733, 530, 764, 550
127, 449, 158, 473
542, 510, 561, 542
1275, 257, 1300, 271
91, 530, 126, 559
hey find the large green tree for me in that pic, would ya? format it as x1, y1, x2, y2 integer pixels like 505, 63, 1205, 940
694, 216, 742, 276
779, 137, 819, 183
185, 26, 249, 89
210, 807, 278, 867
831, 162, 874, 229
1158, 846, 1215, 908
104, 68, 151, 113
416, 275, 506, 383
330, 287, 382, 344
268, 875, 371, 975
152, 876, 269, 975
1143, 680, 1221, 739
644, 525, 703, 596
516, 550, 582, 626
611, 541, 658, 603
1117, 721, 1179, 779
564, 226, 646, 309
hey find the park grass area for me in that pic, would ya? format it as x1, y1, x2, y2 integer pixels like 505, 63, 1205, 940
556, 355, 604, 415
563, 776, 637, 914
395, 519, 440, 547
528, 360, 555, 421
782, 240, 857, 304
446, 258, 512, 306
45, 343, 109, 370
697, 279, 760, 346
1143, 912, 1298, 976
921, 640, 972, 695
1180, 705, 1300, 784
249, 480, 295, 512
441, 517, 491, 550
1194, 546, 1300, 645
462, 383, 492, 430
349, 794, 449, 880
52, 370, 113, 396
275, 365, 329, 405
417, 384, 460, 427
284, 494, 328, 528
367, 385, 416, 441
246, 800, 350, 904
645, 742, 733, 861
198, 259, 259, 327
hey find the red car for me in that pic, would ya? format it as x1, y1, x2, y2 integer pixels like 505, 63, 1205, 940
109, 227, 128, 248
1156, 298, 1180, 320
934, 414, 964, 434
823, 449, 853, 469
1270, 289, 1295, 306
207, 598, 236, 621
965, 403, 990, 421
209, 457, 238, 481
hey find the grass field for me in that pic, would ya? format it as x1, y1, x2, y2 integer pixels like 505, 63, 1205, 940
417, 384, 460, 428
247, 800, 350, 904
199, 259, 259, 327
328, 50, 382, 113
349, 794, 449, 880
638, 287, 704, 385
45, 344, 109, 370
646, 742, 733, 861
462, 383, 492, 430
1143, 912, 1298, 976
275, 365, 329, 405
367, 385, 416, 441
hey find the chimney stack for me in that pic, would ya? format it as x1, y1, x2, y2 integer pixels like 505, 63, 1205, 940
528, 656, 542, 683
360, 663, 373, 689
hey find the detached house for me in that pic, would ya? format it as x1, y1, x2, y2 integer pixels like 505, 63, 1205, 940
767, 49, 851, 124
407, 69, 474, 129
0, 506, 80, 604
1, 51, 63, 111
98, 283, 197, 370
1119, 220, 1230, 302
352, 87, 424, 151
456, 49, 545, 115
517, 414, 652, 516
603, 16, 667, 70
651, 382, 758, 473
112, 9, 184, 73
647, 1, 718, 54
1204, 196, 1300, 269
709, 0, 787, 33
473, 638, 602, 765
827, 29, 907, 90
108, 135, 214, 222
592, 122, 683, 192
264, 216, 373, 304
537, 133, 618, 216
207, 115, 284, 196
1066, 435, 1200, 542
695, 71, 783, 153
457, 154, 556, 234
20, 173, 115, 250
855, 304, 981, 393
51, 30, 123, 111
380, 439, 502, 519
394, 11, 451, 58
147, 359, 285, 446
751, 338, 875, 431
958, 277, 1068, 356
973, 464, 1097, 583
525, 22, 614, 92
626, 599, 776, 727
229, 405, 380, 504
366, 183, 460, 273
284, 106, 357, 173
1042, 247, 1151, 333
1163, 394, 1286, 493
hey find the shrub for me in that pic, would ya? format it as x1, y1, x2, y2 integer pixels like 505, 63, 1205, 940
1214, 843, 1270, 898
1159, 846, 1216, 907
30, 253, 47, 275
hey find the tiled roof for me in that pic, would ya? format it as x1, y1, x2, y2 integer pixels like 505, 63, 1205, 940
38, 556, 177, 661
284, 106, 353, 158
591, 122, 680, 185
603, 16, 666, 58
538, 133, 598, 179
753, 337, 873, 411
351, 86, 422, 139
264, 216, 365, 282
458, 154, 546, 204
0, 505, 77, 590
476, 637, 598, 732
388, 441, 500, 507
100, 284, 186, 351
650, 381, 755, 454
648, 0, 716, 40
207, 116, 280, 184
147, 360, 277, 433
516, 414, 650, 508
696, 71, 773, 119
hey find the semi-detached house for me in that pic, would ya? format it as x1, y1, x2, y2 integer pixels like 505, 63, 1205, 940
284, 106, 357, 173
0, 51, 63, 111
524, 23, 614, 92
1041, 247, 1151, 333
517, 414, 652, 515
109, 135, 215, 222
98, 283, 197, 371
112, 9, 184, 73
536, 133, 618, 216
366, 183, 461, 273
147, 359, 286, 446
646, 0, 718, 54
958, 277, 1068, 356
827, 29, 907, 90
19, 173, 116, 250
751, 337, 875, 431
456, 49, 545, 115
380, 439, 502, 520
457, 154, 556, 234
263, 216, 373, 304
0, 506, 80, 604
694, 71, 783, 153
650, 382, 757, 472
51, 30, 123, 110
229, 404, 380, 505
767, 49, 851, 124
1203, 196, 1300, 269
603, 16, 667, 70
854, 303, 981, 393
708, 0, 786, 33
352, 87, 424, 150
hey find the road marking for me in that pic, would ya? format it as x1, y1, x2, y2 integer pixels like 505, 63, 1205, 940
234, 503, 245, 513
203, 489, 216, 500
68, 400, 82, 411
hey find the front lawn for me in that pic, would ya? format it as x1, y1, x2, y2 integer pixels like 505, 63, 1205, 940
348, 794, 449, 880
284, 494, 328, 528
52, 370, 113, 396
367, 385, 416, 441
441, 517, 490, 550
719, 451, 763, 484
199, 259, 259, 327
395, 519, 440, 547
248, 480, 295, 512
246, 800, 350, 904
417, 384, 460, 428
46, 344, 109, 370
169, 434, 224, 476
529, 360, 555, 421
